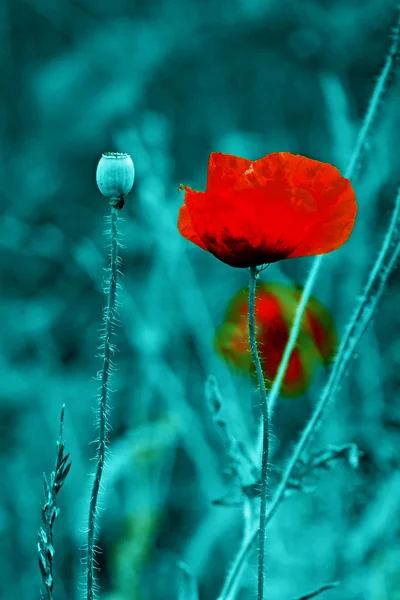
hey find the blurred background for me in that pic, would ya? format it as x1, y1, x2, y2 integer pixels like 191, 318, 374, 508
1, 0, 400, 598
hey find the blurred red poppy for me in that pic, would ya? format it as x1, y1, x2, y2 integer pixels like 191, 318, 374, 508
214, 282, 337, 397
178, 152, 357, 268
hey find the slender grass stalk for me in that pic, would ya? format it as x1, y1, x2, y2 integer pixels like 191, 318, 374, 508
298, 185, 400, 454
218, 184, 400, 599
267, 4, 400, 420
292, 581, 340, 600
218, 10, 400, 598
216, 498, 257, 600
247, 266, 270, 600
267, 255, 323, 418
38, 405, 72, 600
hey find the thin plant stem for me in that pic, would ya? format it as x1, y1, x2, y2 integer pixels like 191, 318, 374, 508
300, 186, 400, 454
345, 5, 400, 180
248, 266, 270, 600
206, 375, 258, 600
268, 255, 322, 418
38, 405, 72, 600
267, 187, 400, 525
292, 580, 340, 600
218, 184, 400, 599
219, 9, 400, 592
216, 498, 257, 600
266, 4, 400, 421
87, 205, 121, 600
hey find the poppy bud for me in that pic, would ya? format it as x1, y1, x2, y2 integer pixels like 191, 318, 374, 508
96, 152, 135, 202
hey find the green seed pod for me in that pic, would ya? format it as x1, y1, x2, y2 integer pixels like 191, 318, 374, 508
96, 152, 135, 201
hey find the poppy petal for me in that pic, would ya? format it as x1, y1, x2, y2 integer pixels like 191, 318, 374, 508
206, 152, 253, 194
178, 203, 209, 252
277, 342, 319, 397
255, 309, 319, 398
214, 280, 337, 398
214, 322, 253, 372
263, 281, 337, 365
185, 184, 298, 267
287, 177, 357, 257
254, 152, 357, 257
223, 286, 249, 323
302, 295, 337, 363
179, 151, 357, 268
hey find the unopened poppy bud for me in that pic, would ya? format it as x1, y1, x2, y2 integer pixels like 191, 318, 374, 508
96, 152, 135, 205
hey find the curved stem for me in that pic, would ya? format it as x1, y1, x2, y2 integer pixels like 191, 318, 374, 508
217, 11, 400, 598
267, 255, 323, 418
218, 185, 400, 599
248, 266, 270, 600
87, 205, 120, 599
258, 3, 400, 430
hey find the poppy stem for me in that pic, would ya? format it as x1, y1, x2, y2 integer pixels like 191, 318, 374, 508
218, 184, 400, 600
217, 8, 400, 599
248, 265, 270, 600
86, 204, 122, 600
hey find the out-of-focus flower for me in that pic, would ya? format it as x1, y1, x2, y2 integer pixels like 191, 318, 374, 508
214, 281, 337, 397
178, 152, 357, 268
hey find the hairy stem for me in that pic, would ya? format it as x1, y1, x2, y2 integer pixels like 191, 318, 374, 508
219, 9, 400, 596
219, 184, 400, 598
87, 205, 120, 600
248, 266, 270, 600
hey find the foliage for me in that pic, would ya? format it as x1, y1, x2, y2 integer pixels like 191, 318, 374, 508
0, 1, 399, 599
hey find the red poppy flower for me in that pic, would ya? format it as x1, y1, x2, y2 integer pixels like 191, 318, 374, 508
178, 152, 357, 268
214, 282, 337, 397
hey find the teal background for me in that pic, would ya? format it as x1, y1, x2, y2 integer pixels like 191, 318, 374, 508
0, 1, 400, 599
